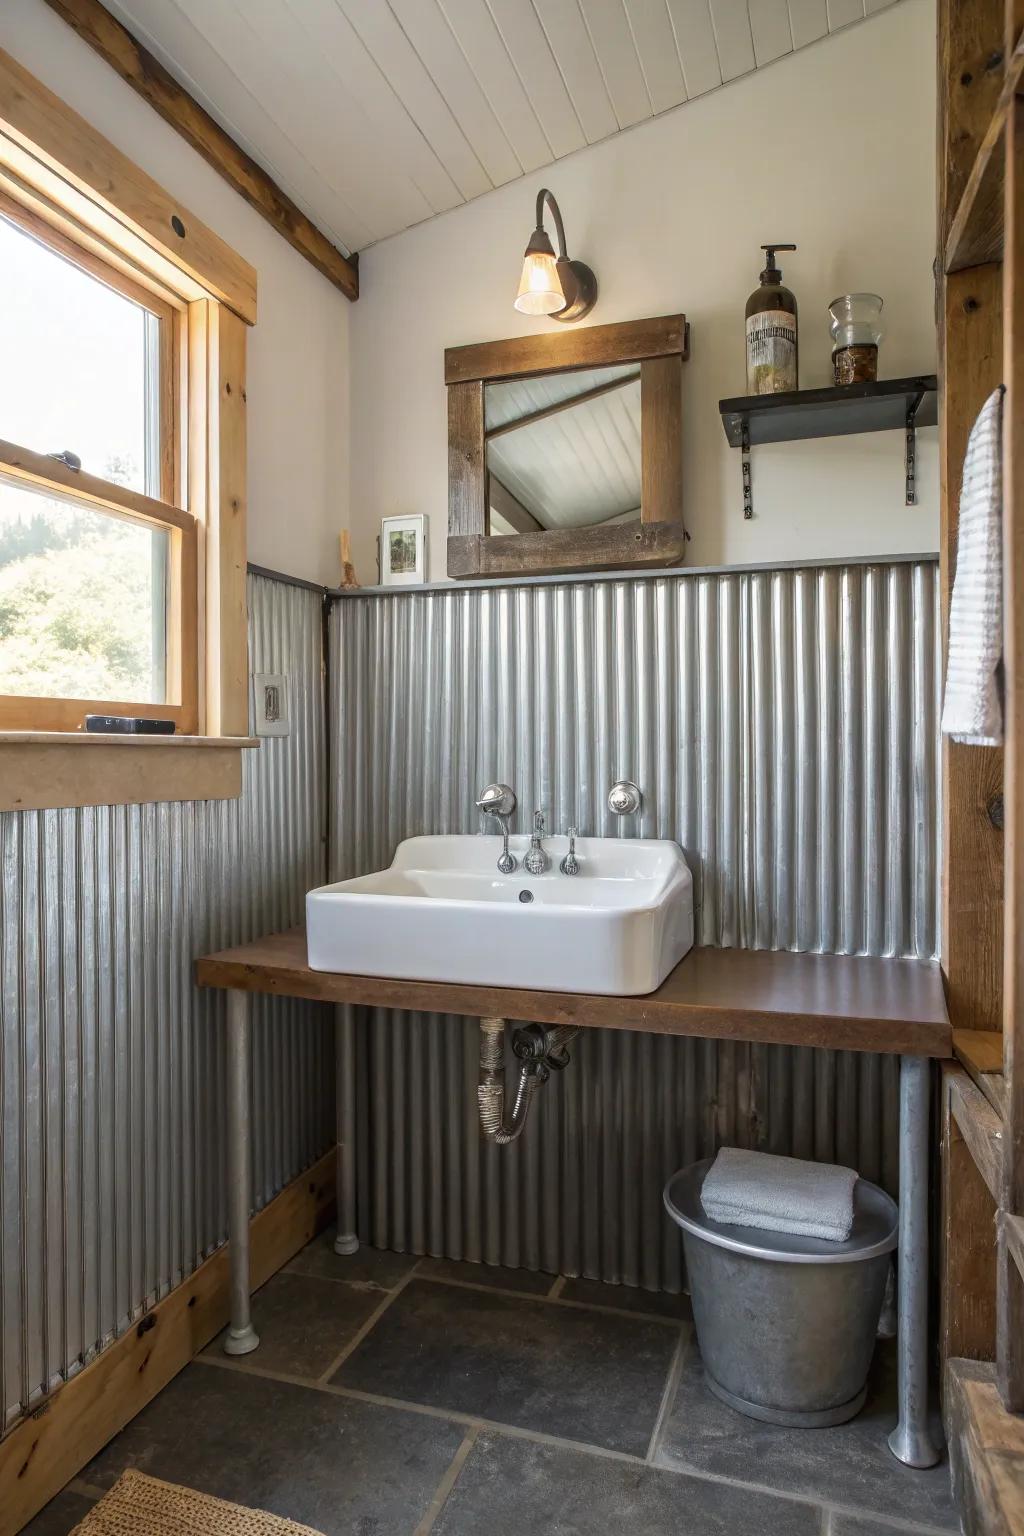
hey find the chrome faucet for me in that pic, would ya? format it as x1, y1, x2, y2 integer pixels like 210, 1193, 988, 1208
523, 811, 550, 876
559, 826, 580, 876
476, 783, 517, 874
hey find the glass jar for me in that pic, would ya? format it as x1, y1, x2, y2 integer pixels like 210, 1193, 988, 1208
829, 294, 883, 385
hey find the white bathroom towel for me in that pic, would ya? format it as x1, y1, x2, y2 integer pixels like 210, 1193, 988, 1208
941, 386, 1005, 746
701, 1147, 858, 1243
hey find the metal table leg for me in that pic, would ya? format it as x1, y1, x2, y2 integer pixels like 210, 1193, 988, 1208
224, 989, 260, 1356
887, 1054, 939, 1467
334, 1005, 359, 1255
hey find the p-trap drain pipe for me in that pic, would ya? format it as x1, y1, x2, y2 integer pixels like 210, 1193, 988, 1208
477, 1016, 580, 1145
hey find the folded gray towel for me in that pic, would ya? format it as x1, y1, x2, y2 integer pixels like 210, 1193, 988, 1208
701, 1147, 858, 1242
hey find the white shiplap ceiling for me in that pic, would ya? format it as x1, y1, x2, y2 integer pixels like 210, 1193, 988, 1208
104, 0, 897, 256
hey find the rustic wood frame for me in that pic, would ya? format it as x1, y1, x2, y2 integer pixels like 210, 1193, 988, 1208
445, 314, 689, 580
0, 48, 255, 805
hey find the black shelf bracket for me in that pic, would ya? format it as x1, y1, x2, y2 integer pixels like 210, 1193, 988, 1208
905, 387, 926, 506
719, 375, 938, 521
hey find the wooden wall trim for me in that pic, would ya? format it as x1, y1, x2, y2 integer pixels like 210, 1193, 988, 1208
0, 46, 256, 324
997, 88, 1024, 1412
0, 1147, 337, 1536
41, 0, 358, 302
190, 301, 250, 738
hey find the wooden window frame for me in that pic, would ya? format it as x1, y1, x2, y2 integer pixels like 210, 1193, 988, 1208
0, 197, 195, 733
0, 46, 258, 807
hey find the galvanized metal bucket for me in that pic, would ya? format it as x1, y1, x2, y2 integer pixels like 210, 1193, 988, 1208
664, 1158, 898, 1428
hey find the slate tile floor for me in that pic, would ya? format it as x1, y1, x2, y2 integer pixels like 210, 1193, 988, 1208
28, 1226, 959, 1536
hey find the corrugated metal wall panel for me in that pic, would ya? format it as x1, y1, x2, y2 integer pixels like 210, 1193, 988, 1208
0, 574, 332, 1430
331, 560, 939, 1290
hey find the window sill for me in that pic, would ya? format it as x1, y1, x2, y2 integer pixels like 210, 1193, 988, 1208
0, 732, 260, 812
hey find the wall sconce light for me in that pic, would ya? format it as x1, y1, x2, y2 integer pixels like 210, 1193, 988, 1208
514, 188, 597, 324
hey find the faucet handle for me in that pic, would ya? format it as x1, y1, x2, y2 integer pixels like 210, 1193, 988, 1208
477, 783, 516, 818
559, 826, 580, 876
523, 810, 550, 875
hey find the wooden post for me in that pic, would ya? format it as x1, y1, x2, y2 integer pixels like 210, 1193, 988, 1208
937, 0, 1007, 1036
940, 265, 1005, 1033
998, 86, 1024, 1413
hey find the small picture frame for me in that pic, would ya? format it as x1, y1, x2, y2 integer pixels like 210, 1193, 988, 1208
380, 514, 428, 586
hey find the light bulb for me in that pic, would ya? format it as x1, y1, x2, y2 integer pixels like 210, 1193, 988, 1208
514, 249, 565, 316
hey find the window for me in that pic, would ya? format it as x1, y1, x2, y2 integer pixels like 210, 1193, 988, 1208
0, 196, 196, 732
0, 44, 254, 810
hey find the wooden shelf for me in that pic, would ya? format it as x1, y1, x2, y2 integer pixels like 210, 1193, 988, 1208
944, 37, 1024, 274
196, 928, 951, 1058
719, 376, 937, 448
953, 1028, 1008, 1118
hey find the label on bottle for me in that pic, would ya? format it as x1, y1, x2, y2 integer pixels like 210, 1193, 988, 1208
746, 310, 797, 394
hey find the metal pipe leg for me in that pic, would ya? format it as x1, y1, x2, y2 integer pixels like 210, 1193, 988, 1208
334, 1005, 359, 1255
887, 1055, 939, 1467
224, 989, 259, 1356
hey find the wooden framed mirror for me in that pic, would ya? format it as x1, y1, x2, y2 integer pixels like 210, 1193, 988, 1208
445, 314, 689, 579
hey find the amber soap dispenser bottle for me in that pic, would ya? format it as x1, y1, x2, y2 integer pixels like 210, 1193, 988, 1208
745, 243, 798, 394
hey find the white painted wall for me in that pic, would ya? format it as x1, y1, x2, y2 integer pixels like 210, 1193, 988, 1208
349, 0, 938, 585
2, 0, 350, 588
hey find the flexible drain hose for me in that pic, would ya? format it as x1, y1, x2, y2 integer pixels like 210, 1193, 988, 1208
477, 1017, 579, 1145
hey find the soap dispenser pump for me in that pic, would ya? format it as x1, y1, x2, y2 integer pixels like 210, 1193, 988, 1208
745, 243, 798, 395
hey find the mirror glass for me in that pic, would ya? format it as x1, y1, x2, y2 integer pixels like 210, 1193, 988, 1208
484, 362, 641, 537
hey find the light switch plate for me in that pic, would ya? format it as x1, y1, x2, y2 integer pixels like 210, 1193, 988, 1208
253, 673, 289, 736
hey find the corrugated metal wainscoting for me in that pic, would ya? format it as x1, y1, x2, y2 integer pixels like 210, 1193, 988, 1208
0, 573, 333, 1431
330, 559, 940, 1292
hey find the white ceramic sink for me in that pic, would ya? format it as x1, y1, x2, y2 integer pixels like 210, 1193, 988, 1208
306, 834, 693, 996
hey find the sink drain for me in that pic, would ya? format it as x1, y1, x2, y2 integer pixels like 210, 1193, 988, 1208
518, 889, 534, 904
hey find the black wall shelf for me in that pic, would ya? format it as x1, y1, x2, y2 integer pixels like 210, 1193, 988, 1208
718, 375, 938, 518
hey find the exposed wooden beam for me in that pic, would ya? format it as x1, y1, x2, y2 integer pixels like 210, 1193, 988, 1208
42, 0, 359, 302
0, 46, 257, 322
487, 475, 543, 534
485, 370, 640, 440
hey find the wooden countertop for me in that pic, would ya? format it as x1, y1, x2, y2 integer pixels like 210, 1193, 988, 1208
195, 929, 951, 1058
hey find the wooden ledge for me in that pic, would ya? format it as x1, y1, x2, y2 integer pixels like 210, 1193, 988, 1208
0, 733, 259, 810
0, 732, 259, 747
954, 1029, 1008, 1119
195, 928, 952, 1058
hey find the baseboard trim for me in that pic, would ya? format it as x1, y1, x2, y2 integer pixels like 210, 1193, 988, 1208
0, 1146, 337, 1536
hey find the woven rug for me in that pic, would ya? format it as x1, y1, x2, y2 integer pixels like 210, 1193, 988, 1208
72, 1471, 325, 1536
